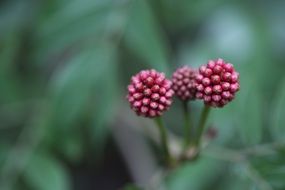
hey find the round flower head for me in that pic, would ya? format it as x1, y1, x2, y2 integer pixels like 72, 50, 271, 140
195, 58, 240, 107
127, 69, 174, 118
172, 66, 197, 101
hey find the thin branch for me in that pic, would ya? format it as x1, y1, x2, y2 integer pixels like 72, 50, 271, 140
202, 145, 245, 162
242, 162, 273, 190
241, 141, 285, 156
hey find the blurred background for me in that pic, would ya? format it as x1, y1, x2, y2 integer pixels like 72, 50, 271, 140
1, 0, 285, 189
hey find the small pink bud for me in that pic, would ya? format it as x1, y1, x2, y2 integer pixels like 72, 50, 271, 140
217, 58, 224, 65
204, 68, 213, 77
139, 71, 148, 80
133, 101, 142, 107
150, 102, 158, 109
142, 98, 150, 105
213, 85, 222, 94
128, 96, 135, 103
222, 82, 230, 90
135, 83, 144, 92
150, 69, 157, 78
212, 95, 221, 102
222, 91, 231, 99
199, 65, 207, 74
204, 86, 212, 95
141, 106, 149, 113
183, 78, 190, 84
213, 65, 223, 74
158, 104, 165, 111
196, 92, 204, 99
207, 60, 215, 69
159, 87, 166, 95
165, 91, 173, 98
224, 63, 233, 72
151, 85, 160, 92
133, 93, 143, 100
151, 93, 160, 100
231, 72, 239, 83
163, 81, 172, 89
145, 77, 154, 86
160, 97, 167, 104
222, 72, 232, 81
165, 99, 172, 106
180, 86, 186, 92
143, 89, 152, 96
204, 95, 212, 103
230, 83, 239, 93
196, 74, 204, 82
131, 76, 140, 84
211, 75, 221, 84
155, 77, 164, 85
202, 78, 211, 86
128, 85, 136, 93
197, 84, 204, 92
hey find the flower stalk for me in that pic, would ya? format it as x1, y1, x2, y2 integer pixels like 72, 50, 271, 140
182, 101, 192, 148
194, 105, 211, 148
154, 117, 174, 166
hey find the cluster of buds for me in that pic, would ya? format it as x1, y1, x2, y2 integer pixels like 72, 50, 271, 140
172, 66, 197, 101
127, 58, 240, 117
127, 69, 174, 118
195, 58, 240, 107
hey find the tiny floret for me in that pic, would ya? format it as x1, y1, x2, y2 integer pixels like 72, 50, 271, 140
195, 58, 240, 107
127, 69, 174, 117
172, 66, 197, 101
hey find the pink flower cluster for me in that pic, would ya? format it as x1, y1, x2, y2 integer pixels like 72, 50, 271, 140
195, 59, 240, 107
172, 66, 197, 101
127, 69, 174, 118
127, 58, 240, 117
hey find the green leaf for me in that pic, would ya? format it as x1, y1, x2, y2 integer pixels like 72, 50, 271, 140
34, 0, 123, 63
215, 165, 253, 190
49, 44, 116, 127
0, 144, 10, 167
24, 153, 71, 190
271, 79, 285, 140
166, 157, 225, 190
0, 34, 22, 102
57, 131, 83, 163
235, 79, 263, 145
49, 43, 118, 157
124, 0, 170, 73
251, 154, 285, 190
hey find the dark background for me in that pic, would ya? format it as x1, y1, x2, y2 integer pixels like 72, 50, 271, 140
1, 0, 285, 190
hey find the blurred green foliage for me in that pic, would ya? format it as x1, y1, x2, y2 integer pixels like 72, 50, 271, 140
1, 0, 285, 190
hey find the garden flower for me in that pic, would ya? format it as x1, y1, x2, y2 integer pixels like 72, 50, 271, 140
172, 66, 197, 101
127, 69, 174, 117
195, 58, 240, 107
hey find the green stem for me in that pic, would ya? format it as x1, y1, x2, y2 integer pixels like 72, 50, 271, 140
194, 105, 211, 148
154, 117, 172, 166
182, 101, 192, 148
